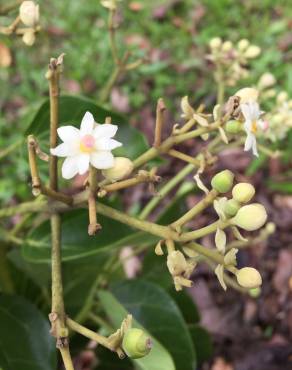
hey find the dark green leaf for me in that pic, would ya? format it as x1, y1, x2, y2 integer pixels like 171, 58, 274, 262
98, 289, 175, 370
0, 295, 56, 370
189, 325, 213, 365
22, 207, 158, 262
169, 290, 200, 325
109, 279, 196, 370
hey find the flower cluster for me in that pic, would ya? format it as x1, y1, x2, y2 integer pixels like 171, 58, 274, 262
209, 38, 261, 87
211, 171, 266, 290
261, 87, 292, 142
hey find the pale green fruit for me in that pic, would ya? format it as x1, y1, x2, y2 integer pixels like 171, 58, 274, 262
225, 120, 242, 134
211, 170, 234, 193
224, 199, 240, 217
102, 157, 134, 182
236, 267, 262, 289
232, 183, 255, 204
122, 328, 152, 359
231, 203, 267, 231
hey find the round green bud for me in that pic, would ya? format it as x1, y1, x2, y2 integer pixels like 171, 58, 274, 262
236, 267, 262, 289
225, 120, 242, 134
232, 183, 255, 204
224, 199, 240, 217
102, 157, 134, 182
211, 170, 234, 193
122, 328, 152, 359
232, 203, 267, 231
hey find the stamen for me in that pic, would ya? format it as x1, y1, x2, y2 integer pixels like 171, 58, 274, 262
251, 121, 257, 134
80, 135, 95, 153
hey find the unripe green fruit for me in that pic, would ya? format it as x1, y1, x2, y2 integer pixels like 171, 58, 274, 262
211, 170, 234, 193
232, 183, 255, 203
224, 199, 240, 217
102, 157, 134, 182
122, 328, 152, 359
232, 203, 267, 231
225, 120, 242, 134
236, 267, 262, 289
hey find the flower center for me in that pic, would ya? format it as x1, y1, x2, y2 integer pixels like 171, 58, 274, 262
251, 120, 257, 134
80, 135, 95, 153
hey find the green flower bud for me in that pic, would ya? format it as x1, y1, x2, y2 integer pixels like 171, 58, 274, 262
122, 328, 152, 359
102, 157, 134, 182
225, 120, 242, 134
211, 170, 234, 193
232, 203, 267, 231
236, 267, 262, 289
224, 199, 240, 217
232, 183, 255, 204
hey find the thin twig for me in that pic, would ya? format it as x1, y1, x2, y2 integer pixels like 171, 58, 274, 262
153, 98, 166, 148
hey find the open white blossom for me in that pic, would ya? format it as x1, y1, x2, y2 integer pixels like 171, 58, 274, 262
241, 102, 265, 157
50, 111, 122, 179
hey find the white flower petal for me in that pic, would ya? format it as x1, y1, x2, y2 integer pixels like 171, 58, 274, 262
77, 154, 90, 175
90, 151, 114, 169
252, 136, 258, 156
251, 102, 260, 120
62, 156, 79, 179
51, 143, 73, 157
94, 124, 118, 139
57, 126, 80, 143
241, 103, 251, 121
244, 134, 253, 151
95, 138, 122, 151
80, 111, 95, 135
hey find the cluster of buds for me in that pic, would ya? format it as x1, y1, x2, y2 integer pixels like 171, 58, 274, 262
19, 1, 40, 46
263, 89, 292, 142
211, 170, 266, 290
209, 38, 261, 86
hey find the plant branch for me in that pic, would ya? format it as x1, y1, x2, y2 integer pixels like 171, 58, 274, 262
171, 189, 218, 230
153, 98, 166, 147
46, 55, 74, 370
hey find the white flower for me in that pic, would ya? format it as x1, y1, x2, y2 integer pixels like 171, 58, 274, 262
50, 111, 122, 179
241, 102, 265, 157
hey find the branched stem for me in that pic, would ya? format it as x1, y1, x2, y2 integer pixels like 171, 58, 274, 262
46, 55, 74, 370
171, 189, 218, 230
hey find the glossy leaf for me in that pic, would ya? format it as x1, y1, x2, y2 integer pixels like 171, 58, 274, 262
22, 207, 158, 262
0, 295, 56, 370
98, 288, 175, 370
189, 325, 213, 365
107, 279, 196, 370
169, 290, 200, 325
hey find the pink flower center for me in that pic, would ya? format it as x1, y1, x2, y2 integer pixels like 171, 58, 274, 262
80, 135, 95, 153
